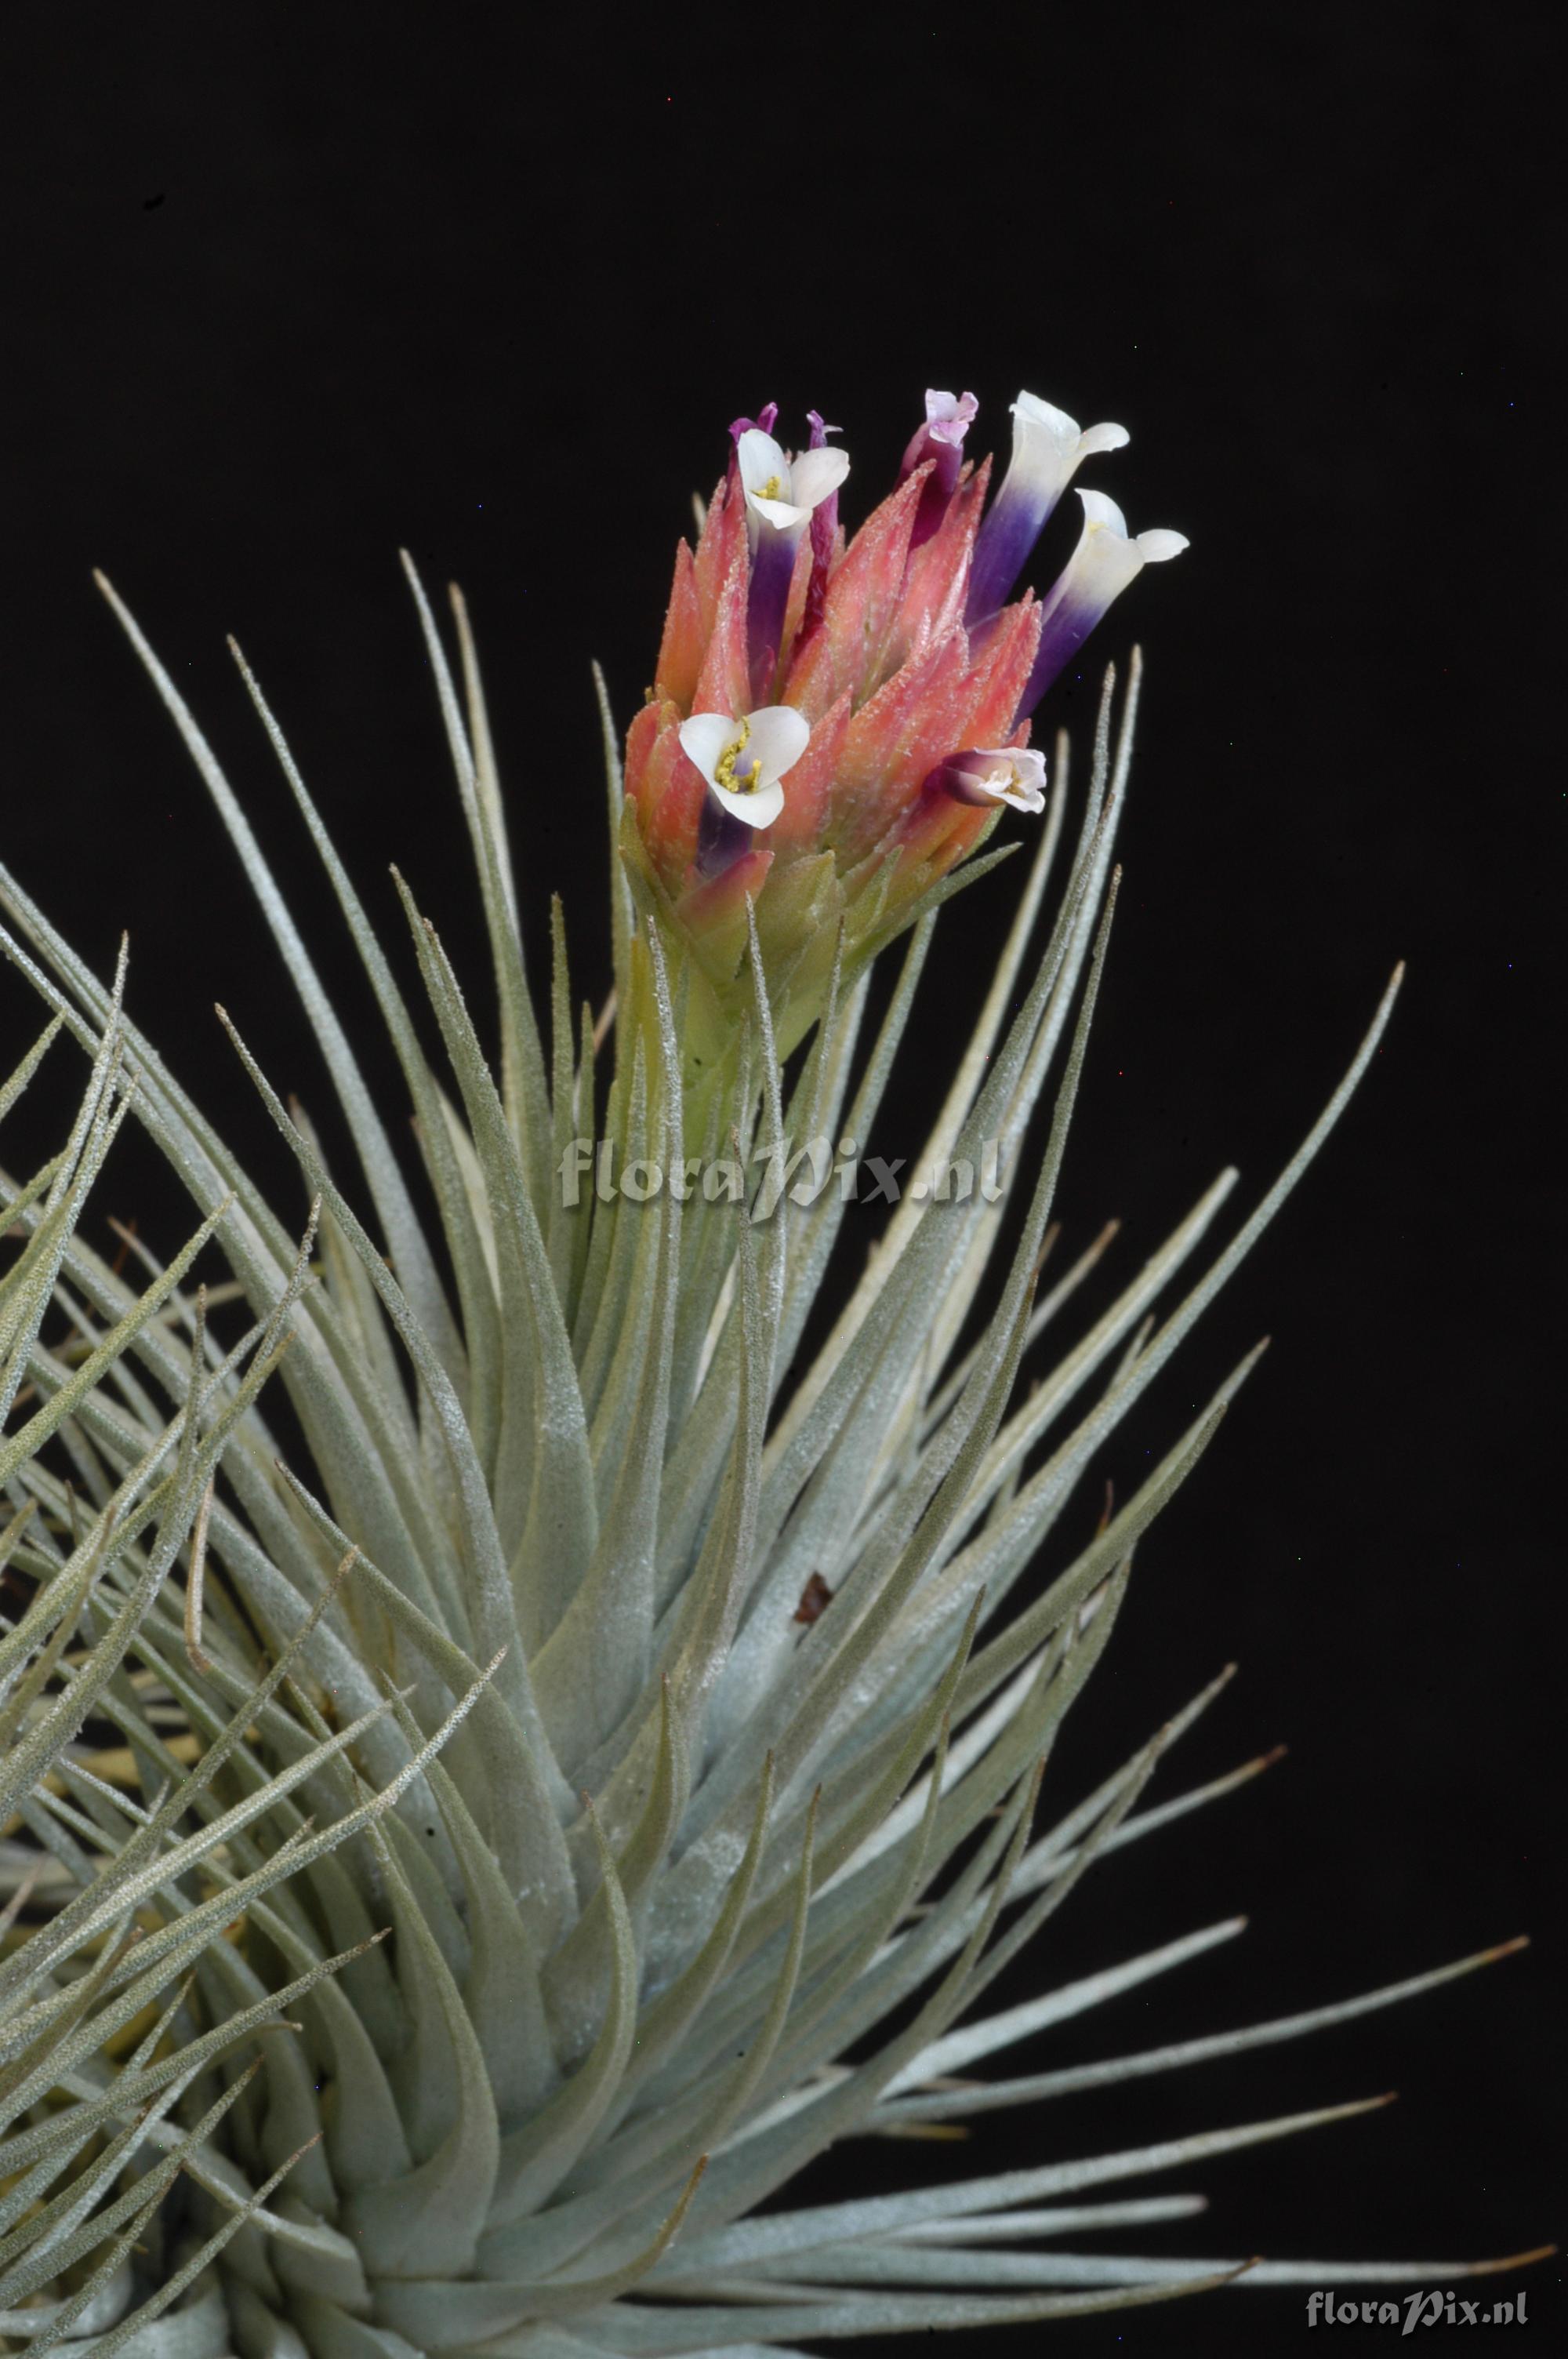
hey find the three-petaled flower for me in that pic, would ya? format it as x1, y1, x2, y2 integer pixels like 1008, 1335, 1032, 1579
735, 427, 850, 540
677, 706, 811, 831
930, 746, 1048, 814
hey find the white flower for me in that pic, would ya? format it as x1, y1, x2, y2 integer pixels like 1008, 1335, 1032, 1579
966, 391, 1130, 623
736, 428, 851, 538
1016, 488, 1190, 718
678, 706, 811, 829
1009, 391, 1130, 499
1041, 487, 1189, 624
941, 746, 1048, 813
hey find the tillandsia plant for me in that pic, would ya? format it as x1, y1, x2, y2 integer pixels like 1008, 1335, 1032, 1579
0, 384, 1545, 2359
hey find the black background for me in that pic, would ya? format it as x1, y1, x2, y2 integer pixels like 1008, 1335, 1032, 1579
1, 3, 1561, 2351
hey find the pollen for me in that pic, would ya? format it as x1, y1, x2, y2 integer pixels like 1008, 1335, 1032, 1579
714, 716, 759, 793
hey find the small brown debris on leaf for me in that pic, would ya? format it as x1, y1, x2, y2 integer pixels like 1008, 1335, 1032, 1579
793, 1572, 833, 1626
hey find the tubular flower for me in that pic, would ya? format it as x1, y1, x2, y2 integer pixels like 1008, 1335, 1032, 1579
736, 425, 851, 700
623, 387, 1186, 1068
800, 407, 844, 638
927, 744, 1049, 812
899, 387, 980, 547
1016, 488, 1191, 720
900, 387, 980, 484
965, 393, 1131, 625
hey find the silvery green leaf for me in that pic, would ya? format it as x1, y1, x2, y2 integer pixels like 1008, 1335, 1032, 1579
0, 554, 1525, 2359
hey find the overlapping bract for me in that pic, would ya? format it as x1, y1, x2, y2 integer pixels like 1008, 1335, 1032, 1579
0, 516, 1537, 2359
623, 392, 1181, 1072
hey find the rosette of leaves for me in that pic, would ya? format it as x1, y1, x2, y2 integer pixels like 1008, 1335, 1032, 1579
0, 565, 1541, 2359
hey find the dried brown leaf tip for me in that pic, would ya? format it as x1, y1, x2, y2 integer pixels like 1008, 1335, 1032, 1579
793, 1572, 833, 1626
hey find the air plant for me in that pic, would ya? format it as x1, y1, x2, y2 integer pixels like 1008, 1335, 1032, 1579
0, 384, 1542, 2359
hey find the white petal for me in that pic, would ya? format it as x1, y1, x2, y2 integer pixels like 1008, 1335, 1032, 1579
1004, 394, 1118, 518
1011, 391, 1083, 445
677, 712, 739, 783
789, 445, 851, 512
743, 705, 811, 784
736, 428, 789, 497
943, 750, 1051, 816
748, 493, 811, 532
1002, 748, 1049, 805
710, 775, 785, 828
957, 747, 1047, 812
1076, 487, 1131, 540
1134, 529, 1190, 562
1043, 492, 1145, 619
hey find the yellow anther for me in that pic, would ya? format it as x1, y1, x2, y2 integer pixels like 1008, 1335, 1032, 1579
754, 474, 783, 501
714, 717, 758, 794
